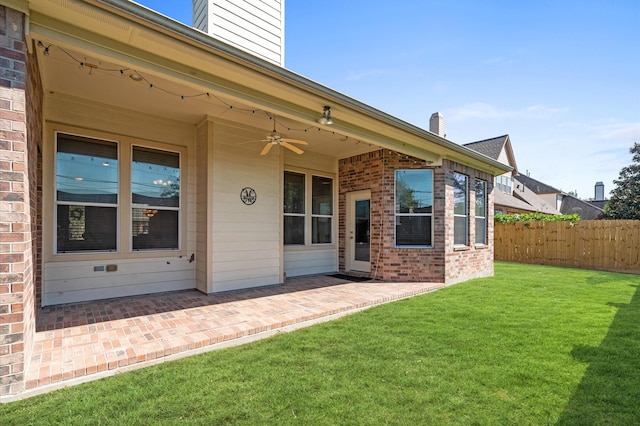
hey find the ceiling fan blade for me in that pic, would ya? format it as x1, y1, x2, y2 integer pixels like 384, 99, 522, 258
260, 143, 274, 156
280, 141, 304, 155
281, 138, 308, 145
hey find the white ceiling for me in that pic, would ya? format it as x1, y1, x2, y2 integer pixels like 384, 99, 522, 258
37, 44, 375, 159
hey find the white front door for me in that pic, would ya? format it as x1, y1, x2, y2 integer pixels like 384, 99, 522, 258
346, 190, 371, 273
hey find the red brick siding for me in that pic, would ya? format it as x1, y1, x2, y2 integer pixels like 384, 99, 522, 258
0, 5, 41, 396
442, 160, 495, 284
338, 151, 495, 284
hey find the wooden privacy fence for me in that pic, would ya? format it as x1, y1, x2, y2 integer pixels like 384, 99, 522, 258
494, 220, 640, 274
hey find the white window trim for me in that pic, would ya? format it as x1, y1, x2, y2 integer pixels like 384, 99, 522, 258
284, 169, 335, 247
54, 131, 121, 255
475, 179, 487, 245
50, 127, 187, 261
394, 169, 434, 248
130, 144, 183, 252
454, 172, 469, 246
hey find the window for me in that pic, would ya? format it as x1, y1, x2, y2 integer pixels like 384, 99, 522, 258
312, 176, 332, 244
55, 132, 183, 254
284, 171, 305, 245
284, 171, 334, 246
475, 180, 487, 244
395, 170, 433, 246
495, 174, 512, 194
56, 134, 118, 253
453, 173, 468, 246
131, 146, 180, 250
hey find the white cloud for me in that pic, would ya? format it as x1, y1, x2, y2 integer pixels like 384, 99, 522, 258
445, 102, 569, 122
592, 120, 640, 141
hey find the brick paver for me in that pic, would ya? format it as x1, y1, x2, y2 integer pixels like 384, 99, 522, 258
18, 276, 444, 399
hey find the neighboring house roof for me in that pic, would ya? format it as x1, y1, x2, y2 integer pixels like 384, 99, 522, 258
516, 174, 562, 195
463, 135, 517, 173
560, 195, 603, 220
512, 177, 560, 214
465, 135, 558, 214
493, 189, 543, 212
588, 200, 608, 210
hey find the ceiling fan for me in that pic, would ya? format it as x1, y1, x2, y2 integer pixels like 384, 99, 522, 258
246, 117, 308, 155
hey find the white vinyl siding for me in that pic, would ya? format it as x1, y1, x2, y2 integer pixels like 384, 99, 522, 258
209, 121, 281, 292
193, 0, 284, 66
284, 248, 337, 278
43, 257, 194, 306
42, 97, 195, 306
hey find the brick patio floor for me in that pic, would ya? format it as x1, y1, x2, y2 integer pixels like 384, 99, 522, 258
15, 275, 444, 400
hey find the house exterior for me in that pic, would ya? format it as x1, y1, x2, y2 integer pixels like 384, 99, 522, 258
464, 135, 559, 215
0, 0, 509, 396
464, 136, 604, 219
517, 175, 604, 220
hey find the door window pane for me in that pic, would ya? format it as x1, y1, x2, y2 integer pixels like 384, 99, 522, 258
355, 199, 370, 261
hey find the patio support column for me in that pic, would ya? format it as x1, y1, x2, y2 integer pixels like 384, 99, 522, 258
0, 3, 41, 397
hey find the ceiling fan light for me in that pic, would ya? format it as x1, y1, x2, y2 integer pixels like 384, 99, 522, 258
318, 115, 328, 125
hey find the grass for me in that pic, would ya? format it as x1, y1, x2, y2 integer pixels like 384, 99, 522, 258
1, 262, 638, 425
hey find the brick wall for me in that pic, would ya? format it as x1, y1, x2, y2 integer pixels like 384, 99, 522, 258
0, 5, 41, 396
442, 160, 495, 284
339, 150, 495, 284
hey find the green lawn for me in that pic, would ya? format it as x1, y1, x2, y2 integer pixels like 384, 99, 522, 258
2, 262, 638, 425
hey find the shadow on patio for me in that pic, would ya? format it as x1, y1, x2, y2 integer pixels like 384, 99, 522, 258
36, 275, 357, 332
21, 275, 444, 400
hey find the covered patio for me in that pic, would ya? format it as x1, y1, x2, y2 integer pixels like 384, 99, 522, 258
14, 276, 444, 401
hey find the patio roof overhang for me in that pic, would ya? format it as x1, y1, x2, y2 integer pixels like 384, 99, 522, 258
24, 0, 511, 175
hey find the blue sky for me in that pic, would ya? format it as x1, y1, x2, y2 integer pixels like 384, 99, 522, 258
134, 1, 639, 200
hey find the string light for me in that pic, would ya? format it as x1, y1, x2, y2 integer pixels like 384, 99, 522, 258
36, 40, 407, 153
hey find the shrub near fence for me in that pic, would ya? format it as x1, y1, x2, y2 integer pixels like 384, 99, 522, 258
494, 220, 640, 274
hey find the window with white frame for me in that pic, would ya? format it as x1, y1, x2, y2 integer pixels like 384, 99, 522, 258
284, 171, 305, 245
395, 169, 433, 246
131, 146, 180, 250
55, 132, 182, 254
495, 174, 512, 194
453, 172, 468, 246
311, 176, 333, 244
475, 179, 487, 244
284, 171, 333, 246
55, 134, 119, 253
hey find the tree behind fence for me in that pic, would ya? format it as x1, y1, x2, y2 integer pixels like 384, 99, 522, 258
494, 220, 640, 274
